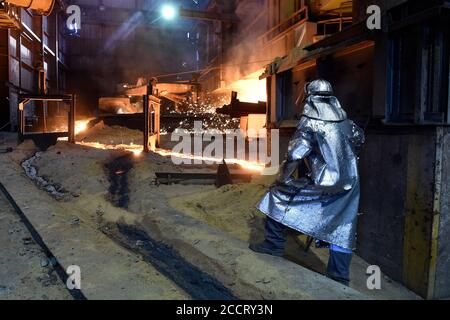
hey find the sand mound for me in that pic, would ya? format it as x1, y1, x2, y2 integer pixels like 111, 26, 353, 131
169, 175, 276, 242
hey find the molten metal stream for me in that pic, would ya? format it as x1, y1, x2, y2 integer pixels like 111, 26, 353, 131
73, 120, 265, 171
76, 141, 143, 157
74, 119, 93, 135
220, 69, 267, 104
154, 149, 265, 172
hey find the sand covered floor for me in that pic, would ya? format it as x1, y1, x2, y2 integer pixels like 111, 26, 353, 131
0, 124, 419, 300
167, 174, 419, 300
0, 191, 72, 300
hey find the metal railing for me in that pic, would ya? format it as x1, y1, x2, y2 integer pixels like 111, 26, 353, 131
315, 16, 353, 38
258, 6, 309, 45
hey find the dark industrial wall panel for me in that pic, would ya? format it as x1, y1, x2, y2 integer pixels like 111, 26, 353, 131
435, 127, 450, 298
79, 23, 103, 40
401, 128, 436, 297
9, 58, 19, 87
352, 0, 408, 23
372, 34, 388, 118
292, 65, 317, 115
8, 91, 18, 131
20, 8, 33, 29
74, 0, 138, 9
0, 30, 9, 127
20, 38, 33, 67
317, 46, 374, 123
102, 0, 137, 9
358, 126, 437, 292
21, 67, 34, 92
357, 129, 409, 281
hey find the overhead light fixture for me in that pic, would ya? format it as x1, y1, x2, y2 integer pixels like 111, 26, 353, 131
161, 4, 177, 20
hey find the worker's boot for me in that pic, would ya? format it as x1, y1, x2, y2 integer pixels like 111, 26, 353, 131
249, 242, 284, 257
249, 217, 286, 257
326, 248, 353, 287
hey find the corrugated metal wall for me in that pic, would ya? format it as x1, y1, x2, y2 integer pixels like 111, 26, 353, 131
1, 5, 68, 131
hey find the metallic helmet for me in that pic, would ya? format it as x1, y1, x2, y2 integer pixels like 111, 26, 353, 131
305, 79, 333, 96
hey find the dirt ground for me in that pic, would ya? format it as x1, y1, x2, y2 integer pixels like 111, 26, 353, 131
1, 139, 190, 300
0, 126, 419, 300
0, 192, 71, 300
168, 179, 420, 299
151, 136, 419, 299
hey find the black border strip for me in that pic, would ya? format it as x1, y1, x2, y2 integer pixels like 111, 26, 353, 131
0, 182, 87, 300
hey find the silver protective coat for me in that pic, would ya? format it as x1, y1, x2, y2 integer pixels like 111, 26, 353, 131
257, 91, 365, 250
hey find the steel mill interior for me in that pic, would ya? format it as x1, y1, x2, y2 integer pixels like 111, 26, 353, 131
0, 0, 449, 302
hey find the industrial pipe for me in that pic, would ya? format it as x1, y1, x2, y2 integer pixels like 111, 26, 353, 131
4, 0, 55, 16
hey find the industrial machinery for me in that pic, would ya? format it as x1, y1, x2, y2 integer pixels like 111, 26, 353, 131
0, 0, 55, 28
2, 0, 54, 15
18, 94, 76, 150
216, 92, 266, 118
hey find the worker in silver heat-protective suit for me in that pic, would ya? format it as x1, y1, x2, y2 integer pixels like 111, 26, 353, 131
250, 79, 365, 286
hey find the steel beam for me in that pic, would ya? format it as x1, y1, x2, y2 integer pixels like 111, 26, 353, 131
69, 94, 76, 143
179, 8, 239, 23
143, 94, 149, 153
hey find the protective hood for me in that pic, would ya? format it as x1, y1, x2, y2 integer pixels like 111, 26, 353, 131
302, 95, 347, 122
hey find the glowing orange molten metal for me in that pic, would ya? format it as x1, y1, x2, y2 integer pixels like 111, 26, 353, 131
74, 119, 93, 135
225, 70, 267, 103
154, 149, 265, 172
68, 121, 265, 170
74, 141, 264, 171
76, 141, 143, 157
